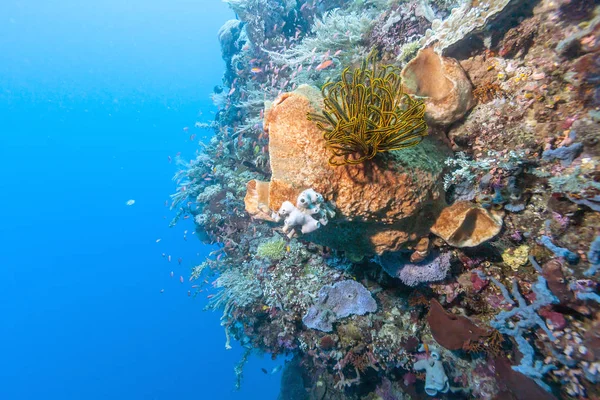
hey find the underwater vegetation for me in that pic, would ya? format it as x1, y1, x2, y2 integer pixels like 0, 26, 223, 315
307, 51, 428, 166
169, 0, 600, 399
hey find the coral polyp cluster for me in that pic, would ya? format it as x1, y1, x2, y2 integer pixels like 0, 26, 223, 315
308, 51, 428, 166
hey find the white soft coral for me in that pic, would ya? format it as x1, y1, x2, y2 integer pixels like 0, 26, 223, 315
271, 189, 335, 238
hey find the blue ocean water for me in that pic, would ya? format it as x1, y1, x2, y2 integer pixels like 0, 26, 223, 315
0, 1, 280, 399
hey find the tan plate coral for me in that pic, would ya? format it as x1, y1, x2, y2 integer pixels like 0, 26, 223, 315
430, 201, 504, 247
401, 47, 475, 125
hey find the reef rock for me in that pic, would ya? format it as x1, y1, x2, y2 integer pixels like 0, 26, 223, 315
421, 0, 527, 56
430, 201, 503, 247
401, 47, 475, 125
251, 85, 449, 255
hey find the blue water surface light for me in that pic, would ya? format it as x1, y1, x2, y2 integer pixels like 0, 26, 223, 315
0, 1, 281, 399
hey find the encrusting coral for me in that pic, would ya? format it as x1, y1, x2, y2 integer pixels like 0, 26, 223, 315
302, 279, 377, 332
307, 51, 428, 166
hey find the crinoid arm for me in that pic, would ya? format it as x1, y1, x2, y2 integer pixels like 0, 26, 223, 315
307, 51, 428, 166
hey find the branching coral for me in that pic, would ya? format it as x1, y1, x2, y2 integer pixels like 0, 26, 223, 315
489, 276, 558, 392
206, 266, 263, 318
263, 9, 372, 72
308, 51, 428, 166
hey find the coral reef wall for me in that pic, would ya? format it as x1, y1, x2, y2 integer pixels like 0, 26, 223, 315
170, 0, 600, 398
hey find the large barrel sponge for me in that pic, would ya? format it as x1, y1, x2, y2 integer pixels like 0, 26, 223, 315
246, 85, 450, 256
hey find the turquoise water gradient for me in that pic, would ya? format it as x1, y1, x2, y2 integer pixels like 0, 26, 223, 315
0, 1, 280, 399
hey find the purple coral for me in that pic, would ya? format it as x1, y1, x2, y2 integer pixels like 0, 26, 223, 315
542, 142, 583, 166
378, 251, 452, 287
302, 280, 377, 332
398, 252, 452, 287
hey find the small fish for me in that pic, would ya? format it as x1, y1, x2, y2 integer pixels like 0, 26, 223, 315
156, 238, 162, 243
183, 126, 189, 132
170, 271, 174, 278
190, 134, 196, 141
251, 67, 262, 74
207, 294, 215, 299
315, 59, 334, 71
178, 257, 182, 265
160, 289, 165, 293
187, 290, 191, 297
228, 87, 236, 96
164, 200, 168, 207
180, 276, 184, 284
168, 156, 172, 163
297, 64, 303, 73
271, 365, 282, 374
261, 368, 268, 374
334, 50, 342, 56
168, 255, 172, 262
125, 199, 135, 206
